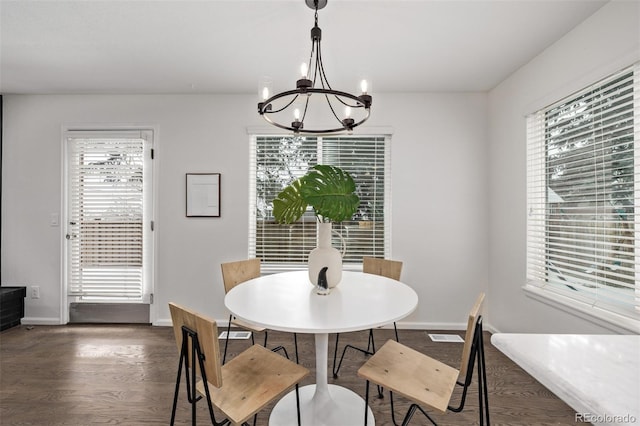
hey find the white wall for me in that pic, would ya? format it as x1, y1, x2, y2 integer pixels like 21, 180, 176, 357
5, 1, 636, 334
1, 92, 489, 328
488, 0, 640, 334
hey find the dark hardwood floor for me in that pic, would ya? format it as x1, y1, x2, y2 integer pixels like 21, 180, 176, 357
0, 324, 579, 425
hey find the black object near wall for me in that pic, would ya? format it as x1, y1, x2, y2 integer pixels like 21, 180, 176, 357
1, 287, 26, 331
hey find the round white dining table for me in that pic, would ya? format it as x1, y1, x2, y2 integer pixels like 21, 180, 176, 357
224, 270, 418, 426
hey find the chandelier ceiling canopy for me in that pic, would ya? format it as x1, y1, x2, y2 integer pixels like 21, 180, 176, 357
257, 0, 372, 134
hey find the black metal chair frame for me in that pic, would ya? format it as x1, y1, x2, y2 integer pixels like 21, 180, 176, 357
222, 314, 265, 365
332, 323, 399, 378
363, 317, 490, 426
170, 325, 301, 426
170, 325, 228, 426
223, 317, 299, 366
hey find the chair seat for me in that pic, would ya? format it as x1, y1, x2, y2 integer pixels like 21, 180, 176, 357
197, 344, 309, 425
357, 339, 459, 414
231, 316, 266, 333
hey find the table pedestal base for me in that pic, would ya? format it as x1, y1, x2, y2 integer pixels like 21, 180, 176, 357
269, 384, 374, 426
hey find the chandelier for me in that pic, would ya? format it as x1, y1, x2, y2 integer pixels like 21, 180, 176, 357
257, 0, 372, 134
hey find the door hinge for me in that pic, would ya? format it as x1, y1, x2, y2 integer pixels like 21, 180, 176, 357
149, 293, 154, 304
151, 221, 155, 231
151, 148, 155, 159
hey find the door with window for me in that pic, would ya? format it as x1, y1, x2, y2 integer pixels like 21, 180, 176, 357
64, 130, 154, 323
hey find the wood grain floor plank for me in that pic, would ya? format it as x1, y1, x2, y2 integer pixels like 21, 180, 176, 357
1, 325, 579, 425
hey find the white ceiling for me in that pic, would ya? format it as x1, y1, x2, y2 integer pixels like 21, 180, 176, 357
0, 0, 608, 95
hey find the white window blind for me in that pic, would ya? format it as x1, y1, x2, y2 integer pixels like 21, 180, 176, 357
321, 136, 389, 262
526, 63, 640, 324
249, 135, 390, 272
67, 133, 147, 300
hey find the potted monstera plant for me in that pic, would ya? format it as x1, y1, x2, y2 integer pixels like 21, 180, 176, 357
272, 165, 360, 291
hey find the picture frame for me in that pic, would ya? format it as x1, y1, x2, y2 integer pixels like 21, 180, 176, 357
186, 173, 220, 217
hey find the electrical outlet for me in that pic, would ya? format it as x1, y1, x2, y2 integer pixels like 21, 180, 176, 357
31, 286, 40, 299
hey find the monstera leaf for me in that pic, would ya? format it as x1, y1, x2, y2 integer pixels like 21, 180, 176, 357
301, 165, 360, 222
272, 177, 308, 224
272, 165, 360, 224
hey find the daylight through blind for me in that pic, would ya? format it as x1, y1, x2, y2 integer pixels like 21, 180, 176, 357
250, 135, 389, 271
67, 136, 145, 299
526, 63, 640, 321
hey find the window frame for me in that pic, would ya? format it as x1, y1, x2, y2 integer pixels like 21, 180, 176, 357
525, 63, 640, 333
248, 134, 392, 274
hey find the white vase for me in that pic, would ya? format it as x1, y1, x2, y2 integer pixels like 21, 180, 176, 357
308, 222, 342, 290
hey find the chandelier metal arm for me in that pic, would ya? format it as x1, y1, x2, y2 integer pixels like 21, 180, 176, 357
259, 88, 370, 114
261, 110, 370, 134
321, 85, 343, 124
258, 88, 371, 134
313, 45, 342, 124
301, 93, 311, 123
316, 40, 332, 90
268, 94, 299, 114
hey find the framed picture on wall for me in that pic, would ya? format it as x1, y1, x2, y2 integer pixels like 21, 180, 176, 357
186, 173, 220, 217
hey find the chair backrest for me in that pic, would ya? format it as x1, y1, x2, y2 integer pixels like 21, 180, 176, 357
169, 302, 223, 388
458, 293, 485, 380
220, 258, 261, 294
363, 257, 403, 280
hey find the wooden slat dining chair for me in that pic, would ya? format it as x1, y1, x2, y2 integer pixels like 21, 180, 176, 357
221, 258, 299, 364
332, 257, 403, 378
168, 302, 309, 426
357, 293, 490, 426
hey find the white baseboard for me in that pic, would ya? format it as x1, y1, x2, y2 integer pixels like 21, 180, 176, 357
155, 318, 235, 328
398, 321, 465, 330
398, 321, 498, 334
20, 317, 62, 325
21, 317, 499, 334
484, 323, 500, 334
154, 318, 173, 327
152, 318, 498, 332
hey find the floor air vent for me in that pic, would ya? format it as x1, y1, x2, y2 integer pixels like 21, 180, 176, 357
218, 331, 252, 340
427, 333, 464, 343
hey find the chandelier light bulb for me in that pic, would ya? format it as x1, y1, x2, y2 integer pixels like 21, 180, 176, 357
360, 80, 369, 94
360, 79, 369, 94
345, 106, 352, 118
294, 108, 301, 121
300, 62, 308, 78
258, 77, 273, 108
